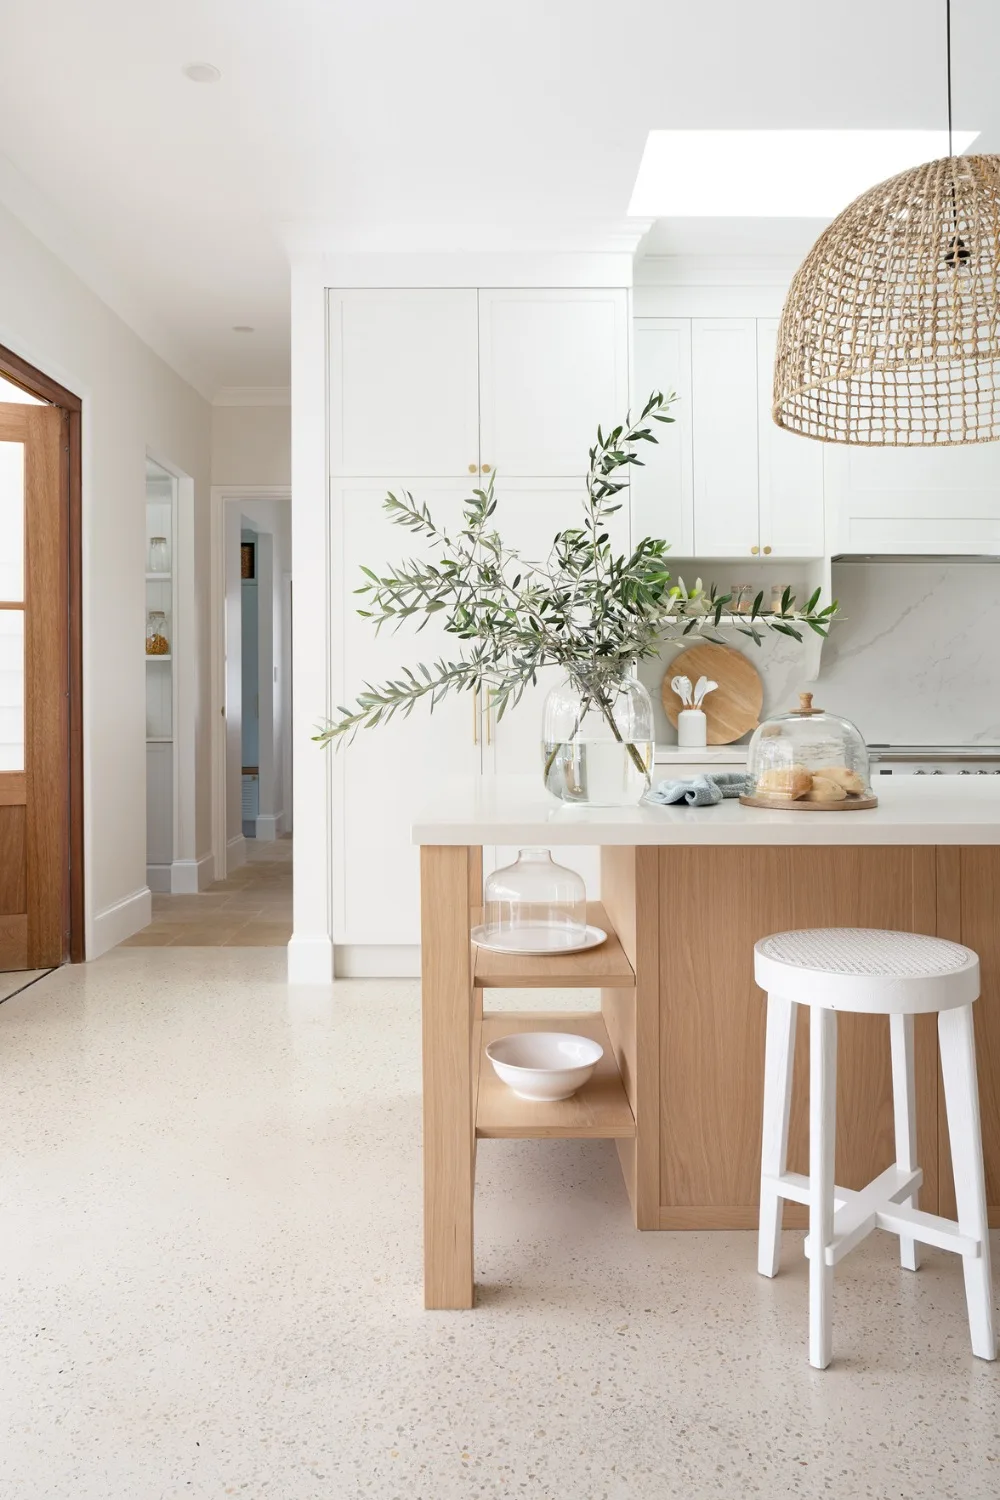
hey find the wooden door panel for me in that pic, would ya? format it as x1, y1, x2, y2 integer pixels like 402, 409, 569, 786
0, 802, 26, 912
0, 403, 67, 969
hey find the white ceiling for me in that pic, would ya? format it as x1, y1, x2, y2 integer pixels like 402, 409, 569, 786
1, 0, 998, 398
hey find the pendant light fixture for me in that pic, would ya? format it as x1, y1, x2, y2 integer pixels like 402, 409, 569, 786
773, 0, 1000, 446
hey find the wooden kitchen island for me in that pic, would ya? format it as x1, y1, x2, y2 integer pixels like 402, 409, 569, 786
413, 777, 1000, 1309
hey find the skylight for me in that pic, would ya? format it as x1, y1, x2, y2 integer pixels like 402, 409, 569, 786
627, 130, 980, 218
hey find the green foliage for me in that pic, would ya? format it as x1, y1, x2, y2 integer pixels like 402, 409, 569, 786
315, 392, 836, 747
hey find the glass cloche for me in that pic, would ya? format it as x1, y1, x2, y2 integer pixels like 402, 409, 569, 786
744, 692, 875, 807
478, 848, 588, 953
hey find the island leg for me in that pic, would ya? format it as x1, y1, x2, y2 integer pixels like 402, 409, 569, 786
420, 844, 478, 1309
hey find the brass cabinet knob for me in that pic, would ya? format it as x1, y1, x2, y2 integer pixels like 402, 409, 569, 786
763, 545, 772, 555
750, 545, 760, 555
481, 463, 492, 474
468, 463, 477, 474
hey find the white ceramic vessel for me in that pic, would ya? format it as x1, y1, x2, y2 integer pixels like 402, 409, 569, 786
484, 1031, 604, 1102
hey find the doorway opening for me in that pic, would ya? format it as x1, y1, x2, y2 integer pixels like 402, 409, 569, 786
0, 345, 83, 969
213, 491, 292, 881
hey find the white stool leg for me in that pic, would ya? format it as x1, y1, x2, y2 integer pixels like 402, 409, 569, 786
939, 1005, 997, 1362
809, 1006, 837, 1370
758, 994, 797, 1277
889, 1012, 921, 1272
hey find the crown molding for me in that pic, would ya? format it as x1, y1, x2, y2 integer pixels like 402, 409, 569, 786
0, 151, 215, 401
212, 385, 291, 407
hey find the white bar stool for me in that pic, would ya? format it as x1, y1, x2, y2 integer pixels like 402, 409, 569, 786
755, 927, 996, 1370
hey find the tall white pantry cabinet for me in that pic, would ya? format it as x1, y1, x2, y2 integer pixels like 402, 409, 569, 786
328, 287, 629, 960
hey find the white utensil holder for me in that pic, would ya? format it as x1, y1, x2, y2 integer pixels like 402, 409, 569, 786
677, 708, 708, 749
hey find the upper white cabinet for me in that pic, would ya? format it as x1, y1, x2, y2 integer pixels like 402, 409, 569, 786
691, 319, 760, 557
478, 289, 629, 477
630, 318, 694, 553
756, 319, 826, 558
825, 441, 1000, 555
632, 314, 826, 559
329, 289, 480, 477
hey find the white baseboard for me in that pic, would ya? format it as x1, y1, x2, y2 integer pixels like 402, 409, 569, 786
170, 853, 215, 894
226, 834, 247, 872
91, 886, 152, 959
334, 945, 420, 979
255, 813, 281, 842
287, 933, 334, 984
147, 864, 171, 894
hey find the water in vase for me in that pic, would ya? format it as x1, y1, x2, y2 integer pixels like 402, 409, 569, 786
543, 737, 653, 806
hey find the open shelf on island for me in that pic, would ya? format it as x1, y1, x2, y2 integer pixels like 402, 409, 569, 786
476, 1011, 635, 1140
472, 901, 634, 989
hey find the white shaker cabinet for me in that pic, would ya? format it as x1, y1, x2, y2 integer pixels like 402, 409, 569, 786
328, 289, 480, 478
690, 318, 760, 557
630, 318, 694, 552
478, 288, 629, 477
333, 479, 481, 946
825, 441, 1000, 555
756, 319, 826, 558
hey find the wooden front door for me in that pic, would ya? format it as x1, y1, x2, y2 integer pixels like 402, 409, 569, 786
0, 404, 67, 969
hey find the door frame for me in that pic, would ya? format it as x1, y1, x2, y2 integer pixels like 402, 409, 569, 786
210, 486, 291, 882
0, 342, 84, 963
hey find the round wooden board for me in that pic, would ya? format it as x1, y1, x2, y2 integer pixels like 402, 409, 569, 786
739, 793, 879, 812
662, 642, 763, 745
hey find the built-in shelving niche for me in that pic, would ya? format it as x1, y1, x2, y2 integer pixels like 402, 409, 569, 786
145, 465, 176, 891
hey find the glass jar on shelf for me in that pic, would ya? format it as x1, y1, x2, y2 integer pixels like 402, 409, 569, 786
147, 536, 170, 574
478, 848, 588, 953
145, 610, 170, 656
744, 691, 874, 807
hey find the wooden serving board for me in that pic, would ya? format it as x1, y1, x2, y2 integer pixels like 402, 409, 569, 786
662, 642, 763, 745
739, 793, 879, 812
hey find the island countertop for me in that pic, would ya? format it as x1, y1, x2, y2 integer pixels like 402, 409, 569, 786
412, 775, 1000, 846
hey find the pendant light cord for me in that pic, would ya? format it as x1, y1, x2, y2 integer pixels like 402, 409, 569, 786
946, 0, 953, 157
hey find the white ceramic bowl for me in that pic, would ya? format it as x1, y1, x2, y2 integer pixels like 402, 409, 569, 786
485, 1031, 604, 1102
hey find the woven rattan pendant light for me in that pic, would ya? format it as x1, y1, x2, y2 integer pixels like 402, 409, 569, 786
773, 1, 1000, 446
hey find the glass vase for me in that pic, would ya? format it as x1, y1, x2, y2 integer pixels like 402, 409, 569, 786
542, 670, 654, 806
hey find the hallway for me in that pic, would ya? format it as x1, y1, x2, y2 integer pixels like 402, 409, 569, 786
122, 837, 292, 947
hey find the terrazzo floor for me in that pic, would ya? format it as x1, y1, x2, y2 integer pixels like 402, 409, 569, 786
0, 947, 997, 1499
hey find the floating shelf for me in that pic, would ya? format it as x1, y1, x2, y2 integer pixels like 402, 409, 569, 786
145, 654, 172, 662
476, 1011, 635, 1140
145, 572, 172, 581
472, 902, 634, 989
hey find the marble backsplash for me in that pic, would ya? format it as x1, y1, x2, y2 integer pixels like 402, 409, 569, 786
640, 560, 1000, 749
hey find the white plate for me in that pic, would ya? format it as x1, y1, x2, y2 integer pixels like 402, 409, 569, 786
470, 924, 607, 957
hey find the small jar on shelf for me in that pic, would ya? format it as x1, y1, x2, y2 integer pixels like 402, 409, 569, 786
145, 609, 170, 656
148, 536, 170, 574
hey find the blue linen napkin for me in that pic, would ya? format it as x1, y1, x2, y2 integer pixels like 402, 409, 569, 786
644, 771, 753, 807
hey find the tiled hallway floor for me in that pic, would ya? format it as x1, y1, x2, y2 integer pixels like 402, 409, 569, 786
122, 836, 292, 947
0, 948, 997, 1499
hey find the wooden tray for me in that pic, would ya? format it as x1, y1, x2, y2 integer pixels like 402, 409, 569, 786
739, 793, 879, 812
662, 642, 763, 745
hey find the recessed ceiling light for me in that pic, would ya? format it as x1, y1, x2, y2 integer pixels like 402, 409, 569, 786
182, 62, 222, 83
627, 130, 981, 217
231, 325, 254, 334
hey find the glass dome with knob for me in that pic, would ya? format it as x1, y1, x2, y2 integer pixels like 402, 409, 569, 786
472, 848, 600, 955
741, 692, 876, 810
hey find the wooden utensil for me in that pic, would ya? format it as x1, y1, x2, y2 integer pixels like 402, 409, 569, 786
662, 642, 763, 745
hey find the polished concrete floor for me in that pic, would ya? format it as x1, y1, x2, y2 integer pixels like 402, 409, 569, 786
0, 948, 997, 1499
121, 837, 292, 947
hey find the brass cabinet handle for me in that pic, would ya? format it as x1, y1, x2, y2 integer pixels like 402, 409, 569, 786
473, 686, 479, 745
468, 463, 478, 474
763, 545, 772, 555
485, 688, 493, 746
750, 545, 760, 555
481, 463, 492, 474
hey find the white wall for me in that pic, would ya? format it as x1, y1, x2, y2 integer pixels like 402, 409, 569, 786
0, 197, 213, 957
212, 404, 291, 488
